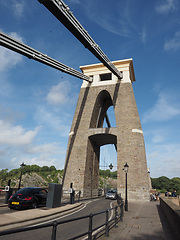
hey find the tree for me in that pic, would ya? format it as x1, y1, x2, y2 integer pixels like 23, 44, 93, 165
151, 176, 180, 193
9, 169, 19, 177
0, 169, 8, 181
49, 166, 56, 172
41, 166, 49, 172
111, 171, 117, 179
30, 165, 40, 172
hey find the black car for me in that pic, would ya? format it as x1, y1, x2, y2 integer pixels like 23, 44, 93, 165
8, 187, 48, 209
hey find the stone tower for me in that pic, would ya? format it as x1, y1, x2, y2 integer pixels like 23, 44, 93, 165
62, 58, 150, 201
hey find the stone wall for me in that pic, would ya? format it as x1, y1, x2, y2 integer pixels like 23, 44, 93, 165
160, 197, 180, 237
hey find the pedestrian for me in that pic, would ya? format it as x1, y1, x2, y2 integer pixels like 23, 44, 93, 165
172, 190, 177, 197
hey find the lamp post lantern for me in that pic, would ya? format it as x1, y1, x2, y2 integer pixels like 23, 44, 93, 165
18, 162, 26, 190
124, 162, 129, 211
109, 163, 113, 170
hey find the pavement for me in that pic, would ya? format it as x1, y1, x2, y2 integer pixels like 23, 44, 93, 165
99, 201, 178, 240
0, 199, 178, 239
0, 199, 84, 231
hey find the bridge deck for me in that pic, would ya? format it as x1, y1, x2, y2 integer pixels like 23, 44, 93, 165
100, 201, 177, 240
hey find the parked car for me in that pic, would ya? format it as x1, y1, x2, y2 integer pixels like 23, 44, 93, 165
8, 187, 48, 209
105, 189, 118, 200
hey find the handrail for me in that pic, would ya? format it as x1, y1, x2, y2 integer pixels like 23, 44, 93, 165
0, 200, 124, 239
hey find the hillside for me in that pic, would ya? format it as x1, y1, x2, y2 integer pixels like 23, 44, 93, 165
0, 166, 179, 194
0, 165, 117, 190
0, 165, 63, 188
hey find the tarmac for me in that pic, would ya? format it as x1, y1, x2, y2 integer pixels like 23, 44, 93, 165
0, 198, 178, 239
0, 199, 84, 231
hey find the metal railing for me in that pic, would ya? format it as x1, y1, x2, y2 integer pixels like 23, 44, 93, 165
0, 199, 124, 239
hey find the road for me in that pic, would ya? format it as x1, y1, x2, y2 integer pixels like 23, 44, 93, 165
0, 197, 70, 214
0, 198, 116, 240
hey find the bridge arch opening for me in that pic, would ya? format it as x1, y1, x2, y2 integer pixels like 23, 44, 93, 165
100, 144, 117, 192
85, 133, 117, 196
89, 90, 116, 128
103, 106, 116, 128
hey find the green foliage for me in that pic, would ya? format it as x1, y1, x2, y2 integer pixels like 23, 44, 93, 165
53, 177, 59, 183
0, 165, 64, 187
99, 169, 117, 179
0, 168, 8, 181
8, 169, 19, 177
99, 176, 112, 190
41, 166, 50, 172
11, 182, 16, 187
49, 166, 56, 172
151, 176, 180, 194
111, 171, 117, 179
1, 165, 179, 194
99, 177, 104, 188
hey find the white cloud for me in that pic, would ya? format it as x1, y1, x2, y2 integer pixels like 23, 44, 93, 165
0, 1, 25, 19
70, 0, 135, 38
0, 46, 22, 72
0, 120, 39, 146
34, 105, 70, 137
0, 31, 23, 72
16, 155, 56, 168
0, 104, 24, 123
0, 75, 13, 97
46, 81, 72, 106
142, 91, 180, 123
22, 143, 66, 168
151, 129, 167, 144
147, 143, 180, 178
15, 149, 66, 169
9, 32, 24, 42
141, 26, 147, 44
164, 31, 180, 51
13, 0, 25, 18
25, 142, 63, 154
155, 0, 178, 14
0, 140, 66, 170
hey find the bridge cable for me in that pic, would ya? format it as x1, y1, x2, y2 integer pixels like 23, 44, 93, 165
0, 32, 92, 83
38, 0, 123, 80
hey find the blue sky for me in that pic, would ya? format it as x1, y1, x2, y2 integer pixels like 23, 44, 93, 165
0, 0, 180, 178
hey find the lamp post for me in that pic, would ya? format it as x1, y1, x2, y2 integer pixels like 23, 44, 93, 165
18, 162, 26, 190
124, 162, 129, 211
